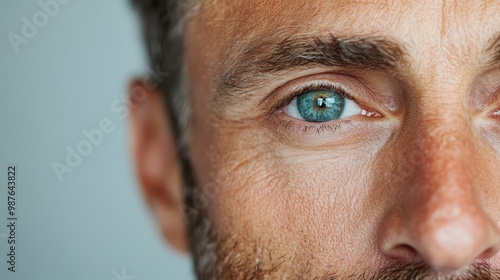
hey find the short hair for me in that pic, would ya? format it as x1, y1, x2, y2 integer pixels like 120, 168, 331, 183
131, 0, 194, 154
132, 4, 211, 269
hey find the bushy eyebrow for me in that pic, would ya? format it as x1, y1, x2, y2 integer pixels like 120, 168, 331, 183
216, 34, 407, 100
486, 33, 500, 64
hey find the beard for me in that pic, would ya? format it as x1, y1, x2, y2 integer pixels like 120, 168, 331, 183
180, 158, 500, 280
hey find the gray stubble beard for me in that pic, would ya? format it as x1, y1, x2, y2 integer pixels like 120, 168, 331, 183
181, 158, 500, 280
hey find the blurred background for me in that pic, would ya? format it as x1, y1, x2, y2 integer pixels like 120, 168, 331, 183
0, 0, 193, 279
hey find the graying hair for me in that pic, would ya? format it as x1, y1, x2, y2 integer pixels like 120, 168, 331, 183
131, 2, 219, 278
131, 0, 194, 156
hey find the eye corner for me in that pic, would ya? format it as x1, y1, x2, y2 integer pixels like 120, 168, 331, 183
360, 108, 384, 118
490, 109, 500, 118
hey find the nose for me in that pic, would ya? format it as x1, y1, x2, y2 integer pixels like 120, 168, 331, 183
378, 124, 500, 272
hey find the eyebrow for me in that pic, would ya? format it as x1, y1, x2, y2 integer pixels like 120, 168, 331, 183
486, 33, 500, 65
217, 34, 406, 99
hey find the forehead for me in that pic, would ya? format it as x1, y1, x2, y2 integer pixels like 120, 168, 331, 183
187, 0, 499, 61
183, 0, 500, 102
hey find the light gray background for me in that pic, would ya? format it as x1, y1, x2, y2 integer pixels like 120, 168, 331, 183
0, 0, 193, 279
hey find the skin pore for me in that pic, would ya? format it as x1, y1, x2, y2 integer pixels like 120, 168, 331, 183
131, 0, 500, 279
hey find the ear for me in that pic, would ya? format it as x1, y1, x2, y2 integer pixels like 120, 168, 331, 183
129, 80, 189, 253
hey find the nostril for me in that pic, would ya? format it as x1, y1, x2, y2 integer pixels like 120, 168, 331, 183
477, 234, 500, 259
379, 210, 500, 273
384, 244, 422, 263
479, 247, 498, 259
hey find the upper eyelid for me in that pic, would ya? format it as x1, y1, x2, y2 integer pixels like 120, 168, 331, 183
291, 81, 356, 100
258, 73, 357, 107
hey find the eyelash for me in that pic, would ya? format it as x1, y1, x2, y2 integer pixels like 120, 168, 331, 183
276, 119, 351, 135
272, 82, 358, 135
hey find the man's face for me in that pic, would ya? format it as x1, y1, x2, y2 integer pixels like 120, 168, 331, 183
133, 0, 500, 278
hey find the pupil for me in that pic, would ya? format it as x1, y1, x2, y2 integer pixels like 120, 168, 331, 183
316, 97, 328, 109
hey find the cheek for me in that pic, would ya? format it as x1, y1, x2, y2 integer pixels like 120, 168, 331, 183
192, 119, 390, 266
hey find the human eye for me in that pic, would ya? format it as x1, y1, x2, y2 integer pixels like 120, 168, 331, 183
267, 76, 387, 139
281, 83, 371, 124
283, 89, 363, 122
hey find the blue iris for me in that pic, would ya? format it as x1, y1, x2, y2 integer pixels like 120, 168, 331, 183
296, 91, 345, 122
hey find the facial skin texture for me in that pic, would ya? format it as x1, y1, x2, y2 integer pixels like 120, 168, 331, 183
130, 0, 500, 279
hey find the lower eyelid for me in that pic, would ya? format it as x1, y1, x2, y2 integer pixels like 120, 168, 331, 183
276, 118, 348, 136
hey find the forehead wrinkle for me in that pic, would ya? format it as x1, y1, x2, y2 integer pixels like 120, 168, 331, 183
187, 0, 500, 111
193, 0, 397, 70
440, 1, 499, 59
197, 1, 326, 96
194, 1, 400, 92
